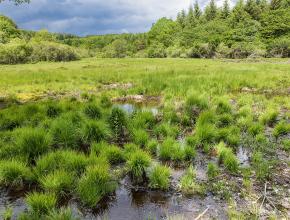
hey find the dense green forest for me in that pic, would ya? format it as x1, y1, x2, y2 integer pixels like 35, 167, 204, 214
0, 0, 289, 64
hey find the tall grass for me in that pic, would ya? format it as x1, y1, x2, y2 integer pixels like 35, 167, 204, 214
149, 165, 171, 190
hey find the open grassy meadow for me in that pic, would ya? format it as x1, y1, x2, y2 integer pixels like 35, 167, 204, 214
0, 58, 290, 219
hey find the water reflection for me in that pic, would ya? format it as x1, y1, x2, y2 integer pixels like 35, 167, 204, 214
115, 103, 159, 116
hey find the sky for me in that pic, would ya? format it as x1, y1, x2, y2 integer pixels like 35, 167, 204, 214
0, 0, 230, 36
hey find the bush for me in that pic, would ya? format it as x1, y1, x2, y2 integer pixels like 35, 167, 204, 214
77, 164, 116, 207
149, 165, 171, 190
83, 104, 102, 120
0, 41, 32, 64
207, 162, 220, 180
108, 107, 128, 142
50, 118, 80, 149
0, 160, 33, 188
147, 43, 166, 58
26, 192, 57, 216
187, 43, 214, 58
29, 41, 79, 62
40, 170, 74, 197
273, 120, 290, 139
127, 150, 151, 183
17, 128, 52, 163
180, 165, 204, 196
80, 120, 110, 144
132, 129, 149, 148
267, 37, 290, 58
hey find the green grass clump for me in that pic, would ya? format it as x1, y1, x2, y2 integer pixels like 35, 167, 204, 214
45, 208, 78, 220
132, 129, 149, 147
26, 192, 57, 216
123, 143, 140, 159
80, 120, 110, 144
248, 123, 264, 137
215, 98, 232, 114
217, 126, 241, 147
252, 151, 272, 181
35, 150, 88, 177
196, 110, 216, 126
100, 145, 125, 165
99, 95, 112, 108
217, 113, 233, 127
273, 120, 290, 139
216, 142, 239, 173
195, 123, 217, 145
84, 104, 102, 119
282, 139, 290, 152
149, 165, 171, 190
185, 95, 209, 121
77, 164, 116, 207
40, 170, 74, 197
108, 107, 128, 142
45, 103, 62, 118
184, 145, 196, 161
153, 123, 179, 139
17, 128, 51, 163
207, 162, 220, 180
0, 160, 33, 188
159, 138, 184, 162
259, 109, 278, 126
145, 139, 159, 155
180, 165, 204, 196
50, 117, 80, 149
127, 150, 151, 183
131, 110, 155, 129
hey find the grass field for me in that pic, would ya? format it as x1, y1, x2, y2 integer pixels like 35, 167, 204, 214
0, 58, 289, 219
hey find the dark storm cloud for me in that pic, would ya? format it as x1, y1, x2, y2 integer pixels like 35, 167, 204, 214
0, 0, 232, 36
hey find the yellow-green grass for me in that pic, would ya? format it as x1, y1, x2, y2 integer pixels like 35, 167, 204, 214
0, 58, 289, 107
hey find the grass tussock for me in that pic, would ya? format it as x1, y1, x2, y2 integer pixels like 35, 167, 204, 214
149, 165, 171, 190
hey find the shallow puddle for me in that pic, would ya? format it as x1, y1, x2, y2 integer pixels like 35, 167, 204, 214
237, 146, 250, 167
115, 103, 159, 116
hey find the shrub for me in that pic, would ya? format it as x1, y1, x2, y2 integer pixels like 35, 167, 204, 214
132, 129, 149, 148
29, 41, 79, 62
207, 162, 220, 180
127, 150, 151, 183
215, 142, 239, 173
0, 41, 32, 64
149, 165, 171, 190
108, 107, 128, 142
273, 120, 290, 139
50, 118, 80, 149
26, 192, 57, 216
83, 104, 102, 120
35, 150, 88, 177
40, 170, 74, 197
77, 165, 116, 207
180, 165, 204, 196
267, 37, 290, 58
17, 128, 51, 163
80, 120, 110, 144
0, 160, 33, 188
146, 139, 159, 155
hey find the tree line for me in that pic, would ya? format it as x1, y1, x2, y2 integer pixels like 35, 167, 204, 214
0, 0, 289, 63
